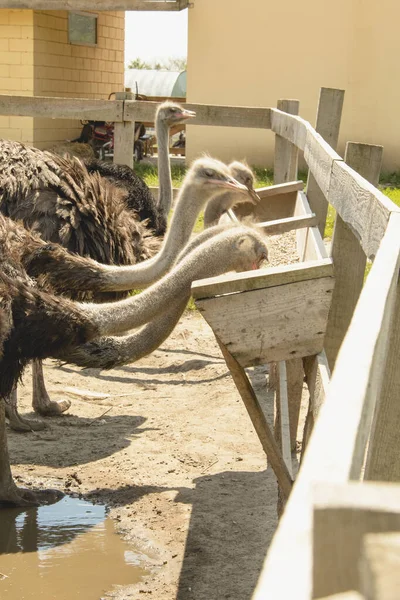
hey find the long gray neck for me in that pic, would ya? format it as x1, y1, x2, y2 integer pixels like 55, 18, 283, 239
156, 116, 172, 220
100, 181, 221, 291
203, 192, 233, 228
80, 228, 243, 336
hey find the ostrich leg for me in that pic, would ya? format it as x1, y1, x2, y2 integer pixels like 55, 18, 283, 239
0, 400, 63, 506
32, 359, 71, 417
6, 385, 46, 432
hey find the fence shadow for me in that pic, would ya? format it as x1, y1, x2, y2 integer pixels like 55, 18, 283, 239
175, 466, 277, 600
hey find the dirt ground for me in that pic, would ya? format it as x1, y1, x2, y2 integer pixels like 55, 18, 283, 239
8, 311, 286, 600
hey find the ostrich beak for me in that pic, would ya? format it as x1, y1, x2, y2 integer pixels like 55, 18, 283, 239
178, 108, 196, 121
246, 185, 261, 204
252, 250, 269, 270
215, 176, 249, 194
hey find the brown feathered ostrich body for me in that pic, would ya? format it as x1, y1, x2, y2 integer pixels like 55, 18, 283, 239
0, 102, 196, 427
0, 207, 268, 506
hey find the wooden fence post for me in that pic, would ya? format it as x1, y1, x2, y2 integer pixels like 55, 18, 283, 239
307, 87, 345, 237
313, 482, 400, 598
273, 99, 303, 459
364, 276, 400, 481
114, 91, 135, 168
274, 99, 299, 184
324, 142, 383, 371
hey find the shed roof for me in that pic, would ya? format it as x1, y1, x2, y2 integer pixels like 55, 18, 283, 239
125, 69, 186, 98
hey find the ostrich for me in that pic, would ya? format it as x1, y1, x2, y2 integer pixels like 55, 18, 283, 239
83, 101, 196, 234
0, 102, 196, 426
0, 224, 269, 506
3, 158, 255, 430
203, 161, 260, 228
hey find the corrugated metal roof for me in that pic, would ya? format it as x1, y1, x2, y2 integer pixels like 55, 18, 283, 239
125, 69, 186, 98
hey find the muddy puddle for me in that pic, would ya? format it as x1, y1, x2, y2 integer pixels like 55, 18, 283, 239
0, 495, 149, 599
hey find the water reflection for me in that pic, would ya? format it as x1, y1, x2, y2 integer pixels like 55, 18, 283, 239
0, 496, 106, 554
0, 496, 147, 599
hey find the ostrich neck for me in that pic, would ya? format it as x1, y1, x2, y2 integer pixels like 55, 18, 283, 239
101, 182, 219, 291
82, 230, 242, 336
156, 117, 172, 220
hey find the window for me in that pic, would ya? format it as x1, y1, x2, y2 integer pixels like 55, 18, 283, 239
68, 12, 97, 46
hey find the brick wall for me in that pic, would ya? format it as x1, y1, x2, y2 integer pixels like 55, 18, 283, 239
0, 10, 34, 144
0, 9, 124, 148
33, 10, 124, 147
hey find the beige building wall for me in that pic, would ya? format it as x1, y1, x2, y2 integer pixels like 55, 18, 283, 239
0, 9, 124, 148
186, 0, 400, 172
0, 9, 34, 144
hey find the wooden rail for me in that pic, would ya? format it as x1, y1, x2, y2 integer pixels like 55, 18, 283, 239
1, 90, 400, 597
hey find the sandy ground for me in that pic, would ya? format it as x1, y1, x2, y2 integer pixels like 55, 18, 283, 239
7, 310, 288, 600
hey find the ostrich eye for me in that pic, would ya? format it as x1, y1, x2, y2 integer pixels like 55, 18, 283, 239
246, 176, 252, 185
204, 169, 215, 178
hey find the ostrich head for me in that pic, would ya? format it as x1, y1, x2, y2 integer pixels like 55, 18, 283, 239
229, 161, 260, 204
186, 156, 251, 200
230, 227, 269, 272
156, 101, 196, 126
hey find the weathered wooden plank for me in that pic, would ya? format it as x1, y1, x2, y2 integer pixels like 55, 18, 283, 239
113, 121, 135, 168
196, 277, 334, 367
328, 159, 397, 259
274, 99, 300, 184
275, 362, 294, 477
0, 94, 123, 121
306, 88, 345, 236
125, 100, 272, 128
325, 143, 383, 370
364, 278, 400, 481
192, 258, 333, 299
270, 108, 309, 150
255, 180, 304, 198
257, 214, 319, 236
302, 351, 331, 456
113, 91, 135, 168
313, 482, 400, 598
252, 214, 400, 600
304, 126, 342, 197
2, 0, 184, 9
360, 532, 400, 600
216, 339, 293, 499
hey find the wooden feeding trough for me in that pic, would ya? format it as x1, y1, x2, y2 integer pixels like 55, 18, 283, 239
191, 181, 335, 499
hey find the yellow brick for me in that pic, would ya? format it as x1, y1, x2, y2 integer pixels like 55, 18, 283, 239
3, 52, 22, 65
21, 51, 34, 66
21, 78, 32, 92
10, 9, 33, 26
12, 64, 33, 78
0, 24, 21, 37
0, 116, 9, 128
9, 38, 33, 52
0, 65, 10, 77
21, 25, 34, 39
9, 115, 33, 129
0, 39, 9, 51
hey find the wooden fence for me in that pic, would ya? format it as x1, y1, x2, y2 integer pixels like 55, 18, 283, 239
1, 89, 399, 598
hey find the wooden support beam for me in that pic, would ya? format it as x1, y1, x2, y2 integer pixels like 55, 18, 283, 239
252, 214, 400, 600
257, 213, 319, 236
274, 99, 300, 184
325, 142, 383, 371
0, 94, 123, 121
125, 100, 272, 128
313, 482, 400, 598
270, 107, 309, 150
216, 338, 293, 500
113, 92, 135, 168
1, 0, 184, 9
255, 180, 304, 198
302, 351, 331, 457
360, 532, 400, 600
306, 88, 345, 236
